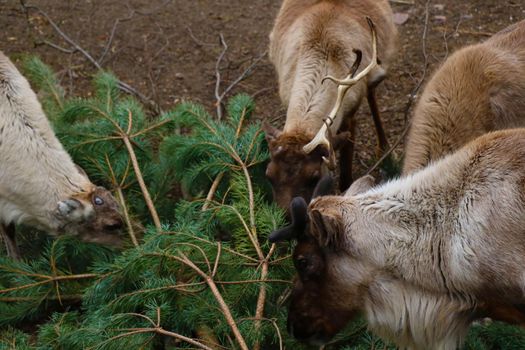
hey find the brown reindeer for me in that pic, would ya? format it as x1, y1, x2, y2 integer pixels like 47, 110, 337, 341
270, 129, 525, 349
402, 19, 525, 327
264, 0, 397, 211
403, 19, 525, 175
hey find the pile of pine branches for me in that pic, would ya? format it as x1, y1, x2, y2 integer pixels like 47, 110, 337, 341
0, 57, 524, 350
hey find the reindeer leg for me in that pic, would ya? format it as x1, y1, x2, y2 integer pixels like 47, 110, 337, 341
367, 86, 389, 156
338, 116, 356, 192
0, 224, 20, 260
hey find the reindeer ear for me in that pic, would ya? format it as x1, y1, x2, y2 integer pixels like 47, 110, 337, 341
57, 197, 94, 222
74, 164, 88, 178
309, 207, 344, 250
344, 175, 375, 197
268, 197, 308, 242
262, 121, 282, 145
312, 175, 335, 199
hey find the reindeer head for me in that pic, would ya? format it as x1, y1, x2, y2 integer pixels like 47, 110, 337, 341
263, 126, 351, 211
56, 185, 124, 247
269, 175, 376, 345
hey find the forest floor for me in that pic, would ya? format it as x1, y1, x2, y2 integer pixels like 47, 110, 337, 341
1, 0, 524, 175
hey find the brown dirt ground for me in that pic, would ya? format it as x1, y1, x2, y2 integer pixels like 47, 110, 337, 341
1, 0, 525, 177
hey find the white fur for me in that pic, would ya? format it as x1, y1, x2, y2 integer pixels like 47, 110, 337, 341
311, 129, 525, 349
0, 51, 93, 233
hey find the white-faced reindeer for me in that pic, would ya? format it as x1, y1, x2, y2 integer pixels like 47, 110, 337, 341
403, 19, 525, 175
270, 128, 525, 349
264, 0, 397, 210
0, 51, 123, 259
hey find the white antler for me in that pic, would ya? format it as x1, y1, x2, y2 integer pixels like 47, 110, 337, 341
303, 17, 378, 158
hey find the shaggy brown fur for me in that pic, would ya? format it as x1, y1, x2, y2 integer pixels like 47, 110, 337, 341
403, 19, 525, 175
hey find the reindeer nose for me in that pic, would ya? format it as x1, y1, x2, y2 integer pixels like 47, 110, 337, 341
104, 221, 123, 231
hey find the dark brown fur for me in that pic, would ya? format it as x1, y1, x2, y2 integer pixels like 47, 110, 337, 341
288, 236, 355, 344
264, 127, 350, 210
70, 186, 123, 246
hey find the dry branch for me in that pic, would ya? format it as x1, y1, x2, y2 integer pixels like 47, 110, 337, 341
94, 308, 215, 350
435, 26, 493, 37
122, 111, 162, 231
213, 34, 267, 120
20, 2, 162, 113
0, 273, 97, 294
176, 253, 250, 350
106, 154, 139, 246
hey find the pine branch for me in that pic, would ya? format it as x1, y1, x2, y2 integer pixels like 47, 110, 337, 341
92, 308, 216, 350
106, 154, 138, 246
0, 273, 97, 294
121, 111, 161, 231
156, 252, 249, 350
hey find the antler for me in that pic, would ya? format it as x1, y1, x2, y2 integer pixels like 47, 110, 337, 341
303, 17, 378, 160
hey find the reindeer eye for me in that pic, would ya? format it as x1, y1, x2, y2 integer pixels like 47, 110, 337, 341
296, 257, 309, 271
93, 196, 104, 206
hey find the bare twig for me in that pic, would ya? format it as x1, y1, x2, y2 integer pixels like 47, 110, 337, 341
0, 273, 97, 294
176, 252, 249, 350
0, 294, 83, 302
93, 321, 214, 350
365, 122, 411, 176
186, 26, 215, 46
215, 34, 229, 120
213, 34, 267, 119
253, 259, 269, 350
202, 173, 225, 211
106, 154, 139, 246
117, 187, 138, 245
36, 40, 76, 53
98, 14, 132, 65
220, 50, 267, 101
389, 0, 415, 3
435, 26, 493, 37
99, 1, 173, 68
122, 111, 162, 231
20, 2, 161, 113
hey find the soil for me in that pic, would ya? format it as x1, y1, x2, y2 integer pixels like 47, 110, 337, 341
1, 0, 525, 177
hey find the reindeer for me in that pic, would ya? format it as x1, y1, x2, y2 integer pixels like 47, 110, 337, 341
0, 51, 123, 259
401, 19, 525, 326
403, 19, 525, 175
264, 0, 397, 210
270, 128, 525, 349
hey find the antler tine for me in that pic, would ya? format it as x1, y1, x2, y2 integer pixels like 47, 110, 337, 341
303, 62, 358, 155
302, 66, 355, 155
321, 49, 362, 85
303, 18, 377, 156
322, 17, 378, 87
